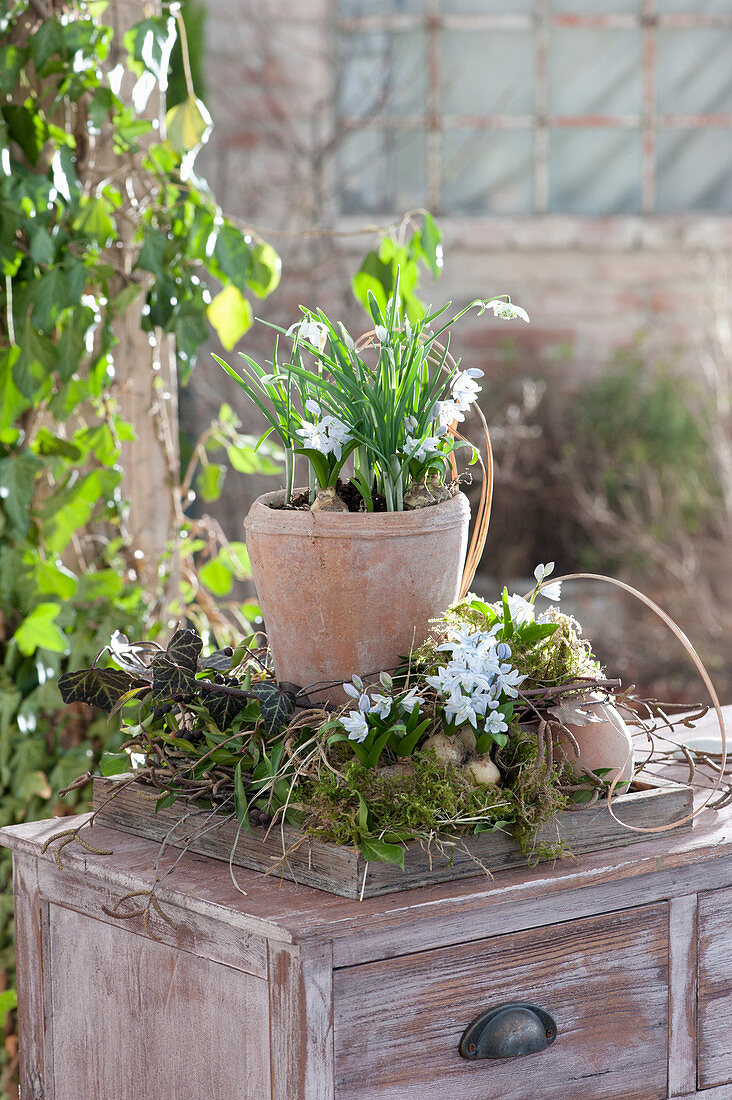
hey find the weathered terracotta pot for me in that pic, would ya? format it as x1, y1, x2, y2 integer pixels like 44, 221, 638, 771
244, 489, 470, 703
553, 697, 635, 785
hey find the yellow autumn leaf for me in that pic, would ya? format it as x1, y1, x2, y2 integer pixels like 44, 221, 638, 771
165, 95, 213, 152
207, 285, 253, 351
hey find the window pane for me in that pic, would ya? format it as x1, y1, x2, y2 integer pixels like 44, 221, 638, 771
657, 129, 732, 212
443, 0, 533, 12
338, 31, 427, 118
339, 0, 426, 13
549, 30, 642, 115
338, 128, 427, 214
551, 0, 639, 10
442, 130, 533, 213
657, 0, 732, 11
441, 31, 534, 115
549, 129, 641, 213
657, 30, 732, 114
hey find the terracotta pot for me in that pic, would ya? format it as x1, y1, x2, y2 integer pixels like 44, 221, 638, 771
553, 697, 635, 785
244, 489, 470, 703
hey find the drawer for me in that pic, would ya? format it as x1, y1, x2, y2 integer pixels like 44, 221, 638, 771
698, 885, 732, 1090
333, 903, 669, 1100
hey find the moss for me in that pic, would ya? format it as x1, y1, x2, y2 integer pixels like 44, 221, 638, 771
414, 602, 601, 692
303, 727, 570, 865
302, 753, 513, 848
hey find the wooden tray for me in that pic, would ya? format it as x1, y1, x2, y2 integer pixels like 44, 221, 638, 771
91, 772, 693, 899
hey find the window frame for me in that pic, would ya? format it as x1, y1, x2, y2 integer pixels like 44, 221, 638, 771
334, 0, 732, 222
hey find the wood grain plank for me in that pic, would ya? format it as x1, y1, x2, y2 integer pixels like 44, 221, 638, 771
668, 894, 698, 1097
48, 903, 270, 1100
13, 856, 50, 1100
268, 941, 334, 1100
698, 884, 732, 1090
4, 810, 732, 970
33, 858, 268, 979
91, 773, 693, 899
334, 904, 670, 1100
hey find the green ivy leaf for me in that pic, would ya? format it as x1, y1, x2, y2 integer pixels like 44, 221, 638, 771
0, 450, 42, 535
198, 557, 233, 597
0, 347, 31, 430
72, 196, 117, 246
207, 284, 252, 350
0, 45, 26, 96
100, 751, 131, 777
123, 15, 176, 86
13, 602, 67, 656
248, 242, 281, 299
352, 250, 391, 318
205, 689, 247, 730
249, 682, 295, 737
14, 316, 58, 398
212, 224, 252, 292
1, 105, 45, 164
31, 17, 65, 73
58, 667, 144, 710
196, 462, 226, 503
166, 628, 202, 674
150, 652, 196, 703
32, 428, 81, 460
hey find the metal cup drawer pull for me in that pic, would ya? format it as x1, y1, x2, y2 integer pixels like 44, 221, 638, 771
459, 1002, 558, 1060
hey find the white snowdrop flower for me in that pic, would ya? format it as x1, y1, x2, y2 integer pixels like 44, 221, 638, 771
305, 398, 321, 416
341, 711, 370, 743
540, 580, 562, 602
484, 298, 530, 323
369, 693, 392, 720
450, 369, 483, 412
342, 681, 361, 700
286, 319, 328, 350
404, 433, 442, 464
434, 399, 466, 428
398, 686, 422, 714
374, 325, 388, 343
297, 421, 328, 452
505, 594, 535, 627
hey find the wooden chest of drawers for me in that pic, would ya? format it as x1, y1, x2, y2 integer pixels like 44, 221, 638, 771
3, 803, 732, 1100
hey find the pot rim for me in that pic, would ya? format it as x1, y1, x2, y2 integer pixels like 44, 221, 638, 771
244, 488, 470, 539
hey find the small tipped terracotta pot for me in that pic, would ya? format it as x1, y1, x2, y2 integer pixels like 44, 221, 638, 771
244, 489, 470, 703
553, 698, 635, 785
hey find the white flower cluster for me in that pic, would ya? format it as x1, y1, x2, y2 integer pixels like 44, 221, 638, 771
433, 367, 484, 429
298, 400, 353, 460
340, 673, 422, 743
425, 625, 526, 732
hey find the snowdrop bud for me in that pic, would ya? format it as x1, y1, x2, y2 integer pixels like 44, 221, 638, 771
375, 325, 388, 343
379, 671, 393, 690
352, 674, 364, 691
495, 642, 511, 660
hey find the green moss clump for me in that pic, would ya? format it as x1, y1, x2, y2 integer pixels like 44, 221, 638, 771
304, 727, 570, 866
302, 753, 513, 848
496, 723, 570, 864
508, 609, 602, 689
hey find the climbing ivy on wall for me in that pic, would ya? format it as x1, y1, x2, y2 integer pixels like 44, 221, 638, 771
0, 1, 281, 1090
